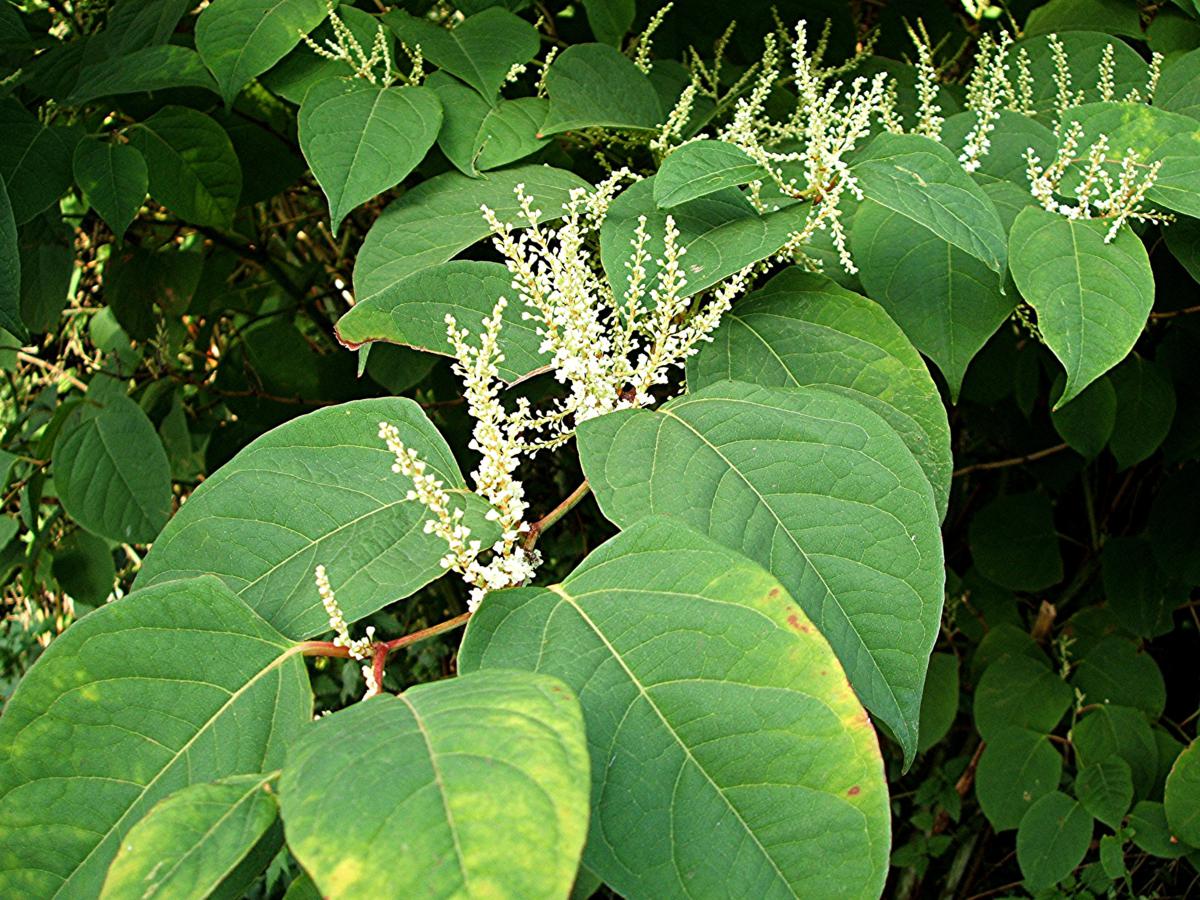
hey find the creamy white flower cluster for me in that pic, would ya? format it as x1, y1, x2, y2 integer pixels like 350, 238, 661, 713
718, 21, 892, 274
373, 176, 750, 613
300, 1, 394, 86
314, 564, 379, 697
1026, 122, 1172, 243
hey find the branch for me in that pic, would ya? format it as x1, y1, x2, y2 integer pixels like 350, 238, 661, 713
952, 443, 1069, 478
522, 480, 591, 550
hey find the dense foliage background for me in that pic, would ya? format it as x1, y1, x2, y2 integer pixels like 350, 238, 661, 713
1, 0, 1198, 897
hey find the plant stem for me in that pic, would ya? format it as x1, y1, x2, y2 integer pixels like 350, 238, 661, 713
522, 480, 591, 550
383, 612, 472, 651
952, 442, 1069, 478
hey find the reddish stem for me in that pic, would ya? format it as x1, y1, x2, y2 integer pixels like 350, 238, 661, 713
371, 643, 388, 690
298, 640, 352, 658
383, 612, 472, 651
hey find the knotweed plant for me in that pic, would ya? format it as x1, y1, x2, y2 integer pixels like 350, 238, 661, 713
319, 175, 752, 677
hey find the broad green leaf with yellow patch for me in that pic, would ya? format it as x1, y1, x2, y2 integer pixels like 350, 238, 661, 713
0, 577, 311, 898
460, 518, 891, 899
100, 774, 282, 900
577, 380, 944, 765
279, 670, 589, 899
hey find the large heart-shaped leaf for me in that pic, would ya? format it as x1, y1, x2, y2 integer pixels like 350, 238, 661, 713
383, 7, 538, 100
353, 165, 590, 302
299, 79, 442, 235
541, 43, 662, 135
196, 0, 327, 106
1009, 206, 1154, 407
689, 267, 952, 518
52, 389, 172, 544
137, 398, 500, 639
0, 577, 311, 898
336, 261, 545, 382
460, 518, 891, 899
577, 380, 944, 764
280, 670, 589, 899
127, 106, 242, 229
72, 137, 148, 239
600, 179, 810, 300
100, 774, 282, 900
852, 132, 1008, 273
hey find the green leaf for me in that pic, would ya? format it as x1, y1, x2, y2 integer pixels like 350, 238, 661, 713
1061, 102, 1200, 219
196, 0, 328, 106
0, 101, 78, 225
973, 655, 1071, 742
260, 3, 384, 105
1129, 801, 1190, 858
1158, 48, 1200, 120
72, 138, 147, 240
280, 671, 589, 899
1009, 206, 1153, 407
1102, 536, 1176, 639
577, 380, 944, 764
939, 110, 1057, 187
850, 194, 1017, 400
460, 518, 891, 899
1024, 0, 1143, 39
541, 43, 662, 135
654, 141, 770, 208
1015, 33, 1148, 122
473, 98, 550, 171
1076, 759, 1135, 829
851, 132, 1008, 273
975, 727, 1063, 831
51, 528, 115, 605
384, 7, 538, 99
18, 213, 74, 334
127, 106, 242, 229
100, 774, 282, 900
969, 493, 1064, 592
1072, 636, 1166, 718
1074, 705, 1158, 799
1165, 741, 1200, 847
1051, 374, 1117, 458
581, 0, 634, 44
52, 389, 172, 543
1108, 355, 1176, 469
353, 164, 589, 302
601, 179, 809, 300
0, 175, 25, 343
1149, 466, 1200, 586
335, 261, 545, 382
687, 267, 952, 519
137, 398, 499, 639
65, 45, 218, 104
0, 577, 311, 898
298, 79, 442, 235
918, 652, 959, 753
1017, 791, 1094, 892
